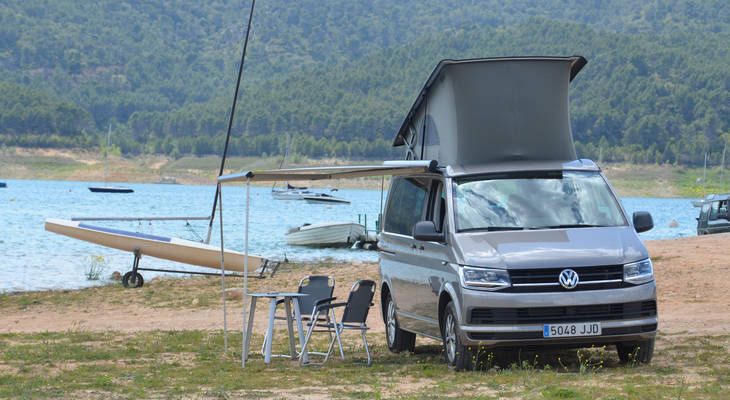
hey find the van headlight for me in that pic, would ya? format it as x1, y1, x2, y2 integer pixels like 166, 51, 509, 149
459, 266, 511, 291
623, 259, 654, 285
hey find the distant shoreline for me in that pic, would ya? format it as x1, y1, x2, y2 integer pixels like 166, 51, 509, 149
0, 146, 722, 197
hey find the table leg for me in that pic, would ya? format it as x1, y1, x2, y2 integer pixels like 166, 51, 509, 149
243, 297, 257, 362
284, 298, 296, 360
292, 298, 308, 363
265, 297, 277, 364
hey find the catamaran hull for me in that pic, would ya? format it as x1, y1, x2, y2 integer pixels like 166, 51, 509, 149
45, 218, 262, 272
285, 222, 365, 247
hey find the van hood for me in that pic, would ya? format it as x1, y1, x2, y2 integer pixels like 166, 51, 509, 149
455, 226, 647, 269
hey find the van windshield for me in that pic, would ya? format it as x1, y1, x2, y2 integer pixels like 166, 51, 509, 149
453, 171, 626, 232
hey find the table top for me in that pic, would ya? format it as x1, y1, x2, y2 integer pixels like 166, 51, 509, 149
247, 292, 309, 298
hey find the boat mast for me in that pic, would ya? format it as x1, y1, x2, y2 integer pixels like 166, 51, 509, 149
206, 0, 256, 244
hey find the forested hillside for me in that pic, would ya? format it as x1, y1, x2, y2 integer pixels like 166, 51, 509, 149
0, 0, 728, 164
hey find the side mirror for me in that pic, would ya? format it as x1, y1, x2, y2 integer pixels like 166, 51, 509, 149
413, 221, 445, 243
633, 211, 654, 233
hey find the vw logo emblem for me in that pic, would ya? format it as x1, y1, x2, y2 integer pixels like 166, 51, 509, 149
558, 269, 579, 289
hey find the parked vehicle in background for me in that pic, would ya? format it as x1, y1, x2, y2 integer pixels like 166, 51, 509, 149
696, 193, 730, 235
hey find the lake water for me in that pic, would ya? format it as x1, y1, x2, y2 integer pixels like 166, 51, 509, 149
0, 179, 699, 292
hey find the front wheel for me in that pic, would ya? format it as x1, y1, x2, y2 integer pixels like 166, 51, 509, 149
442, 302, 473, 371
616, 338, 654, 364
122, 271, 144, 288
384, 293, 415, 353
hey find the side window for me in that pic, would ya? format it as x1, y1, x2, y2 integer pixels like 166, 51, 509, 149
384, 177, 429, 235
717, 200, 729, 220
709, 201, 720, 221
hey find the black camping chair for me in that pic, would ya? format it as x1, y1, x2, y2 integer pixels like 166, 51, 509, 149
299, 280, 377, 366
262, 275, 336, 358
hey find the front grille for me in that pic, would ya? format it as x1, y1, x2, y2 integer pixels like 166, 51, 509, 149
505, 265, 627, 293
468, 300, 657, 325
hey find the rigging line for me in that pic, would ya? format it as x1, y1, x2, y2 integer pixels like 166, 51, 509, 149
206, 0, 257, 244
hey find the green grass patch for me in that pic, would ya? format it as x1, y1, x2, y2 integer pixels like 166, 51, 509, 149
0, 330, 727, 398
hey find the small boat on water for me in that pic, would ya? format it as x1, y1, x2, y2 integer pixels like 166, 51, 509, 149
89, 186, 134, 193
285, 222, 365, 248
89, 124, 133, 194
303, 193, 350, 204
272, 183, 314, 200
0, 182, 6, 188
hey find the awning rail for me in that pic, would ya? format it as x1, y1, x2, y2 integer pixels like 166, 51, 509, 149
217, 160, 438, 183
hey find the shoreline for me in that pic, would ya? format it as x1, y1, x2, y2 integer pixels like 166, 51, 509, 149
0, 146, 720, 196
2, 233, 729, 334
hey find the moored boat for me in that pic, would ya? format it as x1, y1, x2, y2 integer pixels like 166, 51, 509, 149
303, 193, 350, 204
285, 222, 365, 247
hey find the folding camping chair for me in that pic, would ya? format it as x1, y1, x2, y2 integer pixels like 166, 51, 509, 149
299, 279, 376, 366
261, 275, 337, 358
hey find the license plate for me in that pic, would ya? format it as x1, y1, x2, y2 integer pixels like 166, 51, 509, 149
543, 322, 601, 338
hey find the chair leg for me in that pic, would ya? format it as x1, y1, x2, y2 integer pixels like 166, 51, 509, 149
362, 329, 371, 366
323, 323, 342, 364
331, 309, 345, 360
299, 318, 317, 365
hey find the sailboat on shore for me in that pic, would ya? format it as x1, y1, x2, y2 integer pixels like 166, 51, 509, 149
89, 124, 133, 193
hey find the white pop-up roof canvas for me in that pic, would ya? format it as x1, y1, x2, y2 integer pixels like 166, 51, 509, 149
393, 56, 587, 166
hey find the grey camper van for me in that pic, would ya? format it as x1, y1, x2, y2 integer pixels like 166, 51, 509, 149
378, 57, 658, 370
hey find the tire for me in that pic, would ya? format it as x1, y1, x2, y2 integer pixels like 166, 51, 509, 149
616, 338, 654, 364
384, 292, 415, 353
122, 271, 144, 288
441, 302, 473, 371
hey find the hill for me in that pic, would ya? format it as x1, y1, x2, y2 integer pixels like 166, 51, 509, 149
0, 0, 728, 163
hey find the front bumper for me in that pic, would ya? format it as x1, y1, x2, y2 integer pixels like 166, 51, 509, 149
457, 281, 657, 346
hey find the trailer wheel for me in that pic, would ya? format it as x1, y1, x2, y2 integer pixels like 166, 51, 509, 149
122, 271, 144, 288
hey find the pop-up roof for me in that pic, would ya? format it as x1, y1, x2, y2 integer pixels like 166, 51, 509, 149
393, 56, 587, 166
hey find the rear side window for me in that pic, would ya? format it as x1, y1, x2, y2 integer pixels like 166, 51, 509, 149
384, 177, 429, 235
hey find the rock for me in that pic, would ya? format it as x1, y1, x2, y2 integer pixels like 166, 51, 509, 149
191, 298, 199, 306
110, 271, 122, 281
669, 220, 679, 228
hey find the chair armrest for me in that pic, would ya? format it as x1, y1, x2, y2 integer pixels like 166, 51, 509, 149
313, 297, 337, 307
315, 302, 347, 311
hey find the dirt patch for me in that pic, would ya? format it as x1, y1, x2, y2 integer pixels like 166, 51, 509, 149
2, 235, 729, 341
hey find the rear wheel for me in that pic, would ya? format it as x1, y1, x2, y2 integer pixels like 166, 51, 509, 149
616, 338, 654, 364
384, 292, 415, 352
442, 302, 473, 371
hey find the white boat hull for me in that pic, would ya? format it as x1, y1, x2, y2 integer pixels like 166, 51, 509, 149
45, 218, 262, 272
271, 189, 311, 200
285, 222, 365, 248
303, 195, 350, 204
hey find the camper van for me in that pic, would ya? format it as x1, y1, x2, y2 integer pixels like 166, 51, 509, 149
378, 57, 657, 370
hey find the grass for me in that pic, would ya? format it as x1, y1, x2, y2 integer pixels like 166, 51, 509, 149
0, 330, 727, 398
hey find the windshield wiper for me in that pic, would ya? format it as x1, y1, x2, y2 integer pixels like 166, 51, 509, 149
529, 224, 602, 229
458, 226, 525, 232
485, 226, 525, 231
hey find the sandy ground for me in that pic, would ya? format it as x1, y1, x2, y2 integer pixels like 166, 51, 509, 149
1, 234, 729, 338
